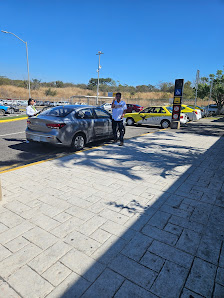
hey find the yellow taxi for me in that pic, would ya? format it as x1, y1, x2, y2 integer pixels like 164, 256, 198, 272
124, 106, 172, 128
188, 105, 205, 117
178, 104, 201, 121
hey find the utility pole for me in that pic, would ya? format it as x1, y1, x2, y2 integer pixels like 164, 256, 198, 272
96, 51, 103, 105
209, 77, 214, 106
1, 30, 31, 98
194, 70, 200, 109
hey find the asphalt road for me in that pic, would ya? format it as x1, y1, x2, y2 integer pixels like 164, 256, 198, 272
0, 119, 161, 172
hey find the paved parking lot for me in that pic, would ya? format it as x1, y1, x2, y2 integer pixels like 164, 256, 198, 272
0, 117, 224, 297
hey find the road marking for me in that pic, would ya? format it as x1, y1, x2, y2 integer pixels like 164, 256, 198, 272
0, 117, 27, 123
0, 128, 169, 174
0, 131, 25, 137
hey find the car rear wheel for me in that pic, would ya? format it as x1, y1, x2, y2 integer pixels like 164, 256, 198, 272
161, 119, 170, 129
126, 117, 134, 126
0, 109, 6, 116
71, 133, 86, 151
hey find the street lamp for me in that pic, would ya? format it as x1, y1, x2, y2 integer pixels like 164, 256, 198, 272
194, 70, 200, 109
1, 30, 31, 98
96, 51, 104, 105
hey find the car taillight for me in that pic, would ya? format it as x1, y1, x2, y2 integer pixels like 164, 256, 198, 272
180, 116, 183, 118
46, 123, 66, 129
194, 111, 198, 114
27, 120, 31, 125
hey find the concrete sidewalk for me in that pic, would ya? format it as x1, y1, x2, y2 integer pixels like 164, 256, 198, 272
0, 118, 224, 298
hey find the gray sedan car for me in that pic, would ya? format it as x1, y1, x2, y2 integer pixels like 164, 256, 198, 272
26, 105, 113, 150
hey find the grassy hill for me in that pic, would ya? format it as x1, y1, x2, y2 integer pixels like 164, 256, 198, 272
0, 85, 172, 101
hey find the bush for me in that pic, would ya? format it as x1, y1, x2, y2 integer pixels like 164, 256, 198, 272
45, 88, 57, 96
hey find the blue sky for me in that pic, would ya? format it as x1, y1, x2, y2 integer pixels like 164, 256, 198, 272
0, 0, 223, 87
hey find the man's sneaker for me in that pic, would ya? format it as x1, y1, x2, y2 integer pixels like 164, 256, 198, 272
119, 142, 124, 146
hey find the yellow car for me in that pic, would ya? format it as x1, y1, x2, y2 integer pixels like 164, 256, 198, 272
124, 106, 172, 128
178, 104, 201, 121
188, 105, 205, 117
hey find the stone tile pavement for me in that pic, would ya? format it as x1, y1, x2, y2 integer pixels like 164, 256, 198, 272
0, 118, 224, 297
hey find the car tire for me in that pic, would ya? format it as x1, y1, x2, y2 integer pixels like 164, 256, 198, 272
0, 109, 6, 116
71, 133, 86, 151
161, 119, 170, 129
126, 117, 134, 126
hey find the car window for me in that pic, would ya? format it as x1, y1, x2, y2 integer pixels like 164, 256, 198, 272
94, 108, 111, 118
142, 107, 153, 113
153, 107, 162, 113
160, 108, 166, 113
76, 108, 94, 119
40, 106, 74, 117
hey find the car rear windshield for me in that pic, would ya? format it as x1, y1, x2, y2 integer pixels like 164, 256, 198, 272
40, 106, 74, 117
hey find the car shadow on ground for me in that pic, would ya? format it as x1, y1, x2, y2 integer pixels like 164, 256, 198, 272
0, 137, 115, 170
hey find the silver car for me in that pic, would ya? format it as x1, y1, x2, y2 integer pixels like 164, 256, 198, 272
26, 105, 113, 150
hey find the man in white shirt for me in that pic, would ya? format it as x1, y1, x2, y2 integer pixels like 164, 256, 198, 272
111, 92, 127, 146
26, 98, 39, 117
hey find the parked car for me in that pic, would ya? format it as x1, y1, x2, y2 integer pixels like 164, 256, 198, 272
188, 105, 205, 117
165, 107, 189, 125
124, 106, 174, 128
36, 100, 44, 106
0, 105, 8, 116
126, 104, 144, 113
26, 105, 114, 150
203, 104, 224, 116
0, 105, 19, 115
44, 101, 51, 107
100, 103, 112, 113
180, 104, 201, 120
168, 104, 201, 121
6, 105, 20, 114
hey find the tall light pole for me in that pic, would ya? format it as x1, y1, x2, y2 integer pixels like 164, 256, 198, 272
194, 70, 200, 109
209, 77, 214, 106
1, 30, 31, 98
96, 51, 103, 105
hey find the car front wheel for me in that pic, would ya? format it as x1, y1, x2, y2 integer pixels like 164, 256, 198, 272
71, 133, 86, 151
161, 119, 170, 129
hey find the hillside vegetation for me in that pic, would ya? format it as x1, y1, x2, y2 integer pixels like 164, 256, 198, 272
0, 75, 213, 107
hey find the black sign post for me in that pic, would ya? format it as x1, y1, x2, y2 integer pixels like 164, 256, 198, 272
171, 79, 184, 129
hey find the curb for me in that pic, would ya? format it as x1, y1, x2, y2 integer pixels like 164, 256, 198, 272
0, 116, 28, 123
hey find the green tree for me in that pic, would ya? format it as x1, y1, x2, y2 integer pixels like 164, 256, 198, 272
158, 82, 174, 93
197, 69, 224, 114
136, 85, 150, 92
56, 81, 64, 88
31, 79, 41, 90
183, 81, 194, 99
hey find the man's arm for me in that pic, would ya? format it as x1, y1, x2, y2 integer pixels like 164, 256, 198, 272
121, 109, 127, 119
121, 102, 127, 118
111, 99, 116, 108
